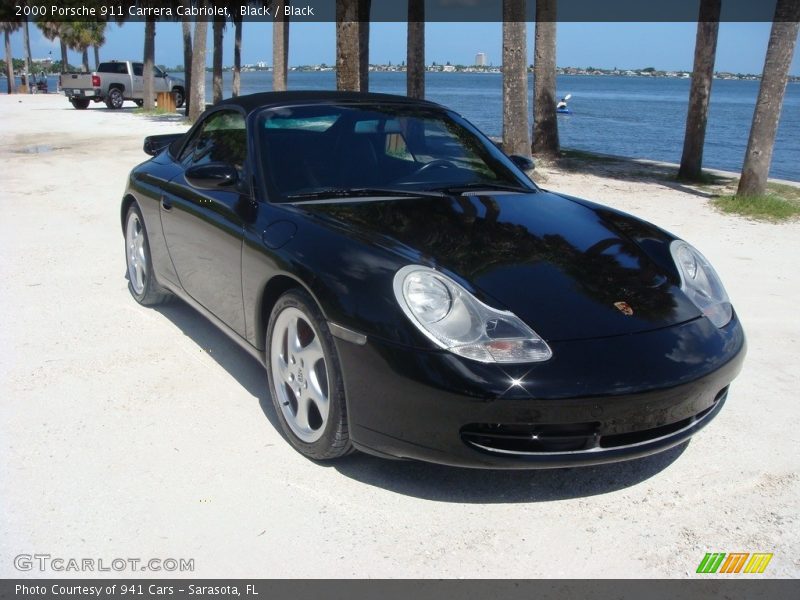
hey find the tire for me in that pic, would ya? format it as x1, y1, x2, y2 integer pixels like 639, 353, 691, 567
266, 290, 353, 460
134, 99, 143, 108
70, 98, 90, 110
172, 87, 185, 109
124, 204, 171, 306
105, 87, 124, 109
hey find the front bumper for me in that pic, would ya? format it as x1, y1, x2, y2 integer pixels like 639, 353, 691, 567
334, 315, 745, 469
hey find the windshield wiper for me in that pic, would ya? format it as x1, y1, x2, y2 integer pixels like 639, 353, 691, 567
435, 182, 535, 195
286, 187, 445, 201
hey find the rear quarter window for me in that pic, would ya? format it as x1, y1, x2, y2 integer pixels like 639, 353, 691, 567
97, 63, 128, 75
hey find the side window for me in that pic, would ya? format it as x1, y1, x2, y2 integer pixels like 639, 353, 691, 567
132, 63, 143, 77
180, 110, 248, 173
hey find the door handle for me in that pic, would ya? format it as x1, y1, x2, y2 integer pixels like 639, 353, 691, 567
161, 196, 172, 211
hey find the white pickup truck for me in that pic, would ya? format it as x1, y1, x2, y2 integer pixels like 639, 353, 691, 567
60, 60, 185, 110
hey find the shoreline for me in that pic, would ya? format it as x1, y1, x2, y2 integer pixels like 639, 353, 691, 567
4, 77, 798, 184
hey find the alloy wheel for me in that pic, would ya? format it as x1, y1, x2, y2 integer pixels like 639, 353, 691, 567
270, 307, 330, 443
126, 212, 146, 295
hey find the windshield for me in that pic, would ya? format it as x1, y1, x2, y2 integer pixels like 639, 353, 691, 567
256, 103, 534, 202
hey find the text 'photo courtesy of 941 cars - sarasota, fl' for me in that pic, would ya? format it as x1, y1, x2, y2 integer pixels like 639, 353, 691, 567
121, 91, 745, 469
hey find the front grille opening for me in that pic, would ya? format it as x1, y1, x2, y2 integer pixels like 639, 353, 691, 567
462, 386, 729, 456
461, 422, 601, 453
599, 418, 689, 448
600, 385, 728, 448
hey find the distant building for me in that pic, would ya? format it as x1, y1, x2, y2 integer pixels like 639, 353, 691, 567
475, 52, 487, 67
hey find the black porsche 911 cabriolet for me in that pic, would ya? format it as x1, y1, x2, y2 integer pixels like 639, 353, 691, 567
122, 91, 745, 469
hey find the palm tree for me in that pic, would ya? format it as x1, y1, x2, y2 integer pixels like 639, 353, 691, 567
60, 23, 93, 71
273, 0, 290, 91
406, 0, 424, 99
89, 22, 106, 69
22, 16, 32, 76
181, 3, 192, 114
336, 0, 359, 91
502, 0, 530, 158
678, 0, 721, 181
532, 0, 559, 158
142, 17, 156, 109
232, 13, 242, 97
2, 21, 21, 93
36, 21, 68, 72
189, 18, 208, 123
358, 0, 371, 91
737, 0, 800, 197
212, 17, 225, 103
336, 0, 369, 91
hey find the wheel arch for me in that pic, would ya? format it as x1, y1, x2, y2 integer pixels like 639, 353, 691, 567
120, 194, 137, 233
108, 82, 125, 92
256, 274, 329, 351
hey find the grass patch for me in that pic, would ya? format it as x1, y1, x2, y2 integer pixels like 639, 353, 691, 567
767, 182, 800, 202
712, 185, 800, 222
133, 107, 175, 116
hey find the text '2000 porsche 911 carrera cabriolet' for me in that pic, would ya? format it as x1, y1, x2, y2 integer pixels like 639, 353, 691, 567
122, 91, 745, 469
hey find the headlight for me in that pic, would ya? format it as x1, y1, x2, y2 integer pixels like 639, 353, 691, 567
670, 240, 732, 328
393, 265, 552, 363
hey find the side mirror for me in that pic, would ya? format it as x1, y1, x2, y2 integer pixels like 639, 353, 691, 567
185, 163, 239, 189
143, 133, 184, 156
509, 154, 535, 171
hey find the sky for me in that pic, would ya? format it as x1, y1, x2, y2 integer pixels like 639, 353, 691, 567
10, 21, 800, 75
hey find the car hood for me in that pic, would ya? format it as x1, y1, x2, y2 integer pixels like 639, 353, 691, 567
302, 191, 702, 342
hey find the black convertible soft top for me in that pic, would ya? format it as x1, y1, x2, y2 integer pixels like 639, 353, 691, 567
216, 90, 446, 115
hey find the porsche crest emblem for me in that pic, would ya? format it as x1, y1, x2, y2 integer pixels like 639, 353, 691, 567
614, 301, 634, 316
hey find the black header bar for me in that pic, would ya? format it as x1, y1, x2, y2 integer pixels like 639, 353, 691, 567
3, 0, 794, 23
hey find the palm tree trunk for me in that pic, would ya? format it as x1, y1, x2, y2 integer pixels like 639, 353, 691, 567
738, 0, 800, 197
503, 0, 530, 158
406, 0, 424, 98
181, 10, 192, 115
93, 44, 100, 69
4, 29, 14, 94
532, 0, 559, 158
189, 19, 208, 123
358, 0, 371, 92
678, 0, 721, 181
336, 0, 361, 91
81, 47, 90, 72
232, 15, 242, 97
273, 1, 289, 91
23, 18, 32, 75
142, 17, 156, 110
60, 38, 68, 72
212, 17, 224, 104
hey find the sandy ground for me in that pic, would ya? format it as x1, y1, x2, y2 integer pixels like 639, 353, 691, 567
1, 94, 798, 579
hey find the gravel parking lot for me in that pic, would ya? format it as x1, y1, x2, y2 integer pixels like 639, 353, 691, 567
1, 94, 798, 578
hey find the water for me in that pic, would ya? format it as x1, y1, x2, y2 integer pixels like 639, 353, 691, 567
6, 71, 798, 181
202, 71, 800, 181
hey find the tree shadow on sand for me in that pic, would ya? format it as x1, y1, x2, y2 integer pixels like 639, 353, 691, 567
540, 149, 736, 200
154, 298, 688, 505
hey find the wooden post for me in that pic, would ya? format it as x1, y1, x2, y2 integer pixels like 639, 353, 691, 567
157, 91, 177, 112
